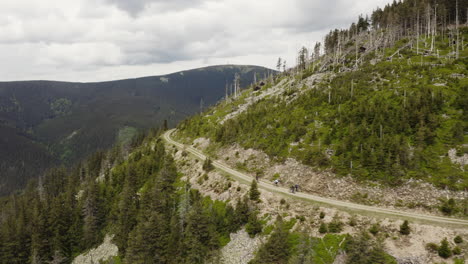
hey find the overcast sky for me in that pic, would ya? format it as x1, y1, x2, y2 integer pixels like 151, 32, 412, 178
0, 0, 394, 82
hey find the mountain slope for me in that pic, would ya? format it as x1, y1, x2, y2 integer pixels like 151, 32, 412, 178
0, 65, 273, 195
164, 129, 468, 226
177, 31, 468, 192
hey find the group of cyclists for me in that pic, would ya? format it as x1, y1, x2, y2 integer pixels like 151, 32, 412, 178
273, 179, 300, 193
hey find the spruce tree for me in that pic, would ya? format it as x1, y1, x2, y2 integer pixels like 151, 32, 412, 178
399, 220, 410, 235
251, 220, 291, 263
245, 211, 263, 237
319, 223, 328, 234
249, 180, 261, 202
438, 238, 452, 259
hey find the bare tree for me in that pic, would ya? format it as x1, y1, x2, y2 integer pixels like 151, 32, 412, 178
225, 83, 229, 104
200, 97, 204, 113
276, 57, 282, 71
298, 46, 309, 70
456, 0, 460, 59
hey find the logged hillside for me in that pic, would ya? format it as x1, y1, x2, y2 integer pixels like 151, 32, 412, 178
0, 65, 272, 195
178, 24, 468, 190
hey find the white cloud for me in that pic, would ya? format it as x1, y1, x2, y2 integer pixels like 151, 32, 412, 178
0, 0, 394, 82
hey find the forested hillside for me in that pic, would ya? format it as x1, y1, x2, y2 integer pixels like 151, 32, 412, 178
0, 65, 271, 195
0, 127, 404, 264
0, 130, 247, 263
178, 0, 468, 190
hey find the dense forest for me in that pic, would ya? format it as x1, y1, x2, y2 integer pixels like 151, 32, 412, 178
0, 129, 249, 263
178, 0, 468, 190
0, 65, 271, 196
0, 127, 402, 264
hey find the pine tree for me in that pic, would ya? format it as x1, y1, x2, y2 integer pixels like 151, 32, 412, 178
245, 211, 263, 237
319, 223, 328, 234
251, 220, 291, 264
233, 196, 250, 228
82, 180, 103, 248
249, 180, 261, 202
399, 220, 410, 235
202, 158, 214, 172
438, 238, 452, 259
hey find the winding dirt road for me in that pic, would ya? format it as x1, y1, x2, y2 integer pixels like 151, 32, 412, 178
163, 129, 468, 227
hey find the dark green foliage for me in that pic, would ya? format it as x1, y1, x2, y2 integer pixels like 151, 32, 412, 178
399, 220, 410, 235
232, 196, 251, 230
454, 235, 463, 244
327, 220, 343, 233
440, 198, 458, 215
249, 219, 292, 264
345, 232, 397, 264
369, 223, 380, 236
452, 246, 462, 255
245, 211, 263, 238
202, 158, 214, 172
319, 212, 325, 219
426, 242, 439, 252
438, 238, 452, 259
249, 180, 261, 202
319, 223, 328, 234
0, 65, 271, 195
0, 132, 247, 264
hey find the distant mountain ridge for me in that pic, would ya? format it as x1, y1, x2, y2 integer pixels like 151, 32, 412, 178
0, 64, 273, 195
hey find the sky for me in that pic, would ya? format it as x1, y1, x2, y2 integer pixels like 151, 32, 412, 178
0, 0, 394, 82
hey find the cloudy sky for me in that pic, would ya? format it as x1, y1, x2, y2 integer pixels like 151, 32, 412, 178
0, 0, 394, 82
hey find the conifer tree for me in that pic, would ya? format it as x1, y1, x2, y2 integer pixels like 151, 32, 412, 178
438, 238, 452, 258
399, 220, 410, 235
250, 219, 291, 264
245, 211, 263, 237
249, 180, 261, 202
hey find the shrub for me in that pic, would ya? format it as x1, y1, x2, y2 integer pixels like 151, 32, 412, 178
454, 235, 463, 244
452, 246, 462, 255
425, 242, 439, 252
348, 216, 357, 227
369, 224, 380, 236
399, 220, 410, 235
328, 221, 343, 233
319, 223, 328, 234
319, 212, 325, 219
440, 198, 457, 215
202, 158, 214, 171
438, 238, 452, 259
280, 198, 286, 205
272, 173, 280, 180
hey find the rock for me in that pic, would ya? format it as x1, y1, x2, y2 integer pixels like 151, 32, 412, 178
216, 229, 263, 264
72, 234, 118, 264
